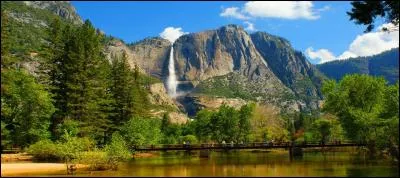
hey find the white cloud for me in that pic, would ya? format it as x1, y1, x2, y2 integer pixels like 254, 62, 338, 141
159, 27, 188, 43
305, 23, 399, 64
317, 5, 330, 12
337, 23, 399, 59
243, 1, 320, 20
305, 47, 336, 63
244, 21, 256, 31
220, 7, 249, 20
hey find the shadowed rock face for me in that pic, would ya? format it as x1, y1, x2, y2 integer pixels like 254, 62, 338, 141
250, 32, 326, 100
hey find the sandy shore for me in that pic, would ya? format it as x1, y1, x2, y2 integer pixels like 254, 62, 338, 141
1, 163, 88, 176
1, 153, 33, 162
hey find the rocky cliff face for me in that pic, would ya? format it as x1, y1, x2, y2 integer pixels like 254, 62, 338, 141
251, 32, 326, 102
22, 1, 82, 24
122, 24, 324, 113
174, 25, 282, 85
104, 37, 171, 78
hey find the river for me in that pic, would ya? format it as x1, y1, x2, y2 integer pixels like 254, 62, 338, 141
11, 149, 400, 177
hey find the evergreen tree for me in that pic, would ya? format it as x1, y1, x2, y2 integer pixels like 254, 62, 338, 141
44, 18, 70, 139
109, 51, 135, 129
43, 19, 113, 143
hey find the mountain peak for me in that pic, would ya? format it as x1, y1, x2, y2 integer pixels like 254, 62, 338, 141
219, 24, 244, 32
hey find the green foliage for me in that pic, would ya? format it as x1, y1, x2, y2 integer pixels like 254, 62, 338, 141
56, 131, 95, 162
42, 18, 115, 143
347, 1, 399, 32
161, 123, 182, 144
322, 74, 386, 142
71, 132, 131, 171
1, 1, 74, 57
27, 133, 95, 162
192, 110, 213, 142
178, 135, 198, 144
109, 52, 136, 128
78, 150, 108, 170
380, 81, 399, 119
190, 104, 255, 143
103, 132, 131, 170
322, 74, 399, 159
1, 1, 161, 153
237, 103, 254, 142
250, 104, 289, 142
1, 69, 55, 148
26, 139, 60, 161
310, 118, 332, 143
1, 121, 11, 149
56, 119, 80, 138
194, 74, 258, 100
79, 133, 131, 171
121, 117, 162, 146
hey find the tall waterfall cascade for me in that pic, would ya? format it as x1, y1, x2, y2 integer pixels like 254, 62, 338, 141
167, 44, 178, 98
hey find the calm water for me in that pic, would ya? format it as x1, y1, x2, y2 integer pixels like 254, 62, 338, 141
30, 149, 400, 177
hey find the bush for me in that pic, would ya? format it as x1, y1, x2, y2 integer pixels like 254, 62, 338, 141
78, 150, 109, 170
78, 133, 131, 171
104, 132, 131, 170
56, 136, 95, 162
26, 140, 61, 161
27, 133, 96, 163
121, 117, 162, 146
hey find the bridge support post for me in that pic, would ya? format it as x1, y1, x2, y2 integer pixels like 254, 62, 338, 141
289, 147, 303, 159
200, 150, 210, 158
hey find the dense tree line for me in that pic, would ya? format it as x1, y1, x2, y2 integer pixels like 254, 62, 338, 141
1, 13, 152, 149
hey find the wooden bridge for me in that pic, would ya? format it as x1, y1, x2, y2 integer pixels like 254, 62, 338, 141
132, 141, 366, 152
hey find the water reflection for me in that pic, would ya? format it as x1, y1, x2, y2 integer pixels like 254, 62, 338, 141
45, 150, 398, 177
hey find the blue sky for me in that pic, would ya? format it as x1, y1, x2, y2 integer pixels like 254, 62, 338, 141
71, 1, 398, 64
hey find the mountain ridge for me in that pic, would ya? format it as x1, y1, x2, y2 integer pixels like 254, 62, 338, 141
317, 48, 399, 84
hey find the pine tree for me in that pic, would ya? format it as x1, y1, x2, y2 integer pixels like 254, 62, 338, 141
44, 18, 70, 139
109, 51, 135, 129
43, 19, 113, 143
63, 20, 112, 141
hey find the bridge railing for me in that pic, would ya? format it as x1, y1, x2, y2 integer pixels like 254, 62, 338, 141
132, 140, 364, 150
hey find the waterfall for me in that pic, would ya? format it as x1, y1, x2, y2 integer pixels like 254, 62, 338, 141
167, 44, 178, 97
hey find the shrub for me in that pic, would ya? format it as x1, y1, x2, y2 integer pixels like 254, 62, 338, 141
55, 130, 96, 163
104, 132, 131, 170
120, 117, 162, 146
79, 133, 131, 171
26, 140, 61, 161
78, 150, 109, 170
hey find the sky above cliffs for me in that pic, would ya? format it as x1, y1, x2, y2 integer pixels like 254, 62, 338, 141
72, 1, 399, 64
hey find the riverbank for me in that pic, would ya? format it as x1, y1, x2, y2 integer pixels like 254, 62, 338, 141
1, 163, 88, 176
